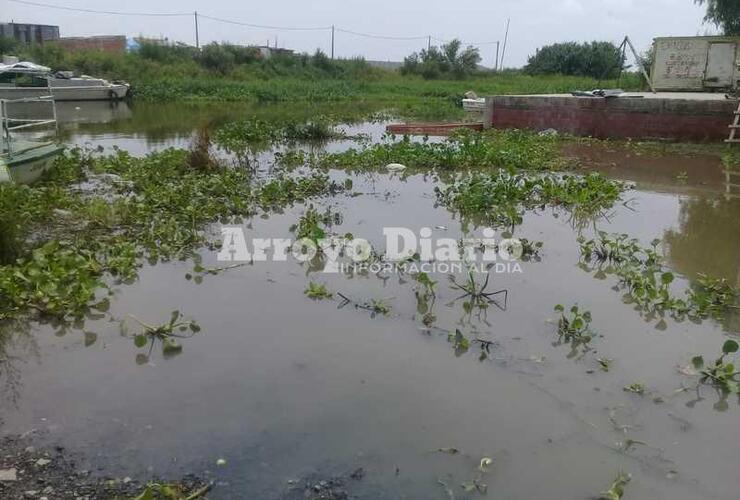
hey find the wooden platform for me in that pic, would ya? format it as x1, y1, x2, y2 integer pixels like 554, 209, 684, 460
385, 122, 483, 136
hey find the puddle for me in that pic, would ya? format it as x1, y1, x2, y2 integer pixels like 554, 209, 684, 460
1, 102, 739, 500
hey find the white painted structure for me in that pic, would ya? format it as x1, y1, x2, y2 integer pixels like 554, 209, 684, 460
651, 36, 740, 92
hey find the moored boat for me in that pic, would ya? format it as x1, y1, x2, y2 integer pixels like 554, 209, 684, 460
0, 62, 130, 101
1, 96, 64, 184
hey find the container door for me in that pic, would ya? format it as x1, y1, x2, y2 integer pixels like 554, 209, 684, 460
704, 43, 736, 88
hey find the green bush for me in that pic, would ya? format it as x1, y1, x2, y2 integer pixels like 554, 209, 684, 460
0, 36, 19, 56
524, 41, 624, 79
198, 43, 236, 74
402, 39, 481, 80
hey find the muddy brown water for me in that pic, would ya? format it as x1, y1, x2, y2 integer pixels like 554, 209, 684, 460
1, 102, 740, 499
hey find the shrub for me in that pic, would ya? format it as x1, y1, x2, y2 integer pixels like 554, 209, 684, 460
0, 36, 18, 56
198, 43, 236, 74
524, 41, 624, 79
402, 39, 481, 80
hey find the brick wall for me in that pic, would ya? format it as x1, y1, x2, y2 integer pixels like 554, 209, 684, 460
56, 36, 127, 54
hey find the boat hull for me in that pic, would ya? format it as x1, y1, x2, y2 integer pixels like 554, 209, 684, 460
0, 142, 64, 184
0, 84, 129, 101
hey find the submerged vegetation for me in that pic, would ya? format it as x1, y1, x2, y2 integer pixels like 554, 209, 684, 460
691, 340, 740, 395
321, 130, 564, 171
579, 233, 739, 321
437, 170, 624, 228
0, 147, 343, 322
125, 310, 202, 363
1, 94, 739, 500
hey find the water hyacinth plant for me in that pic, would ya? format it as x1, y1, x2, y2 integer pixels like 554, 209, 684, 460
579, 233, 739, 321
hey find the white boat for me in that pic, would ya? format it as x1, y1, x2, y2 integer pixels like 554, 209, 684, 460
0, 62, 130, 101
1, 96, 64, 184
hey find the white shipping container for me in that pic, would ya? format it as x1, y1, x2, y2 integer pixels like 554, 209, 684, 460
651, 36, 739, 92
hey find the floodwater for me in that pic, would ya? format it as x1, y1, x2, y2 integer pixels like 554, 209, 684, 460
1, 101, 739, 499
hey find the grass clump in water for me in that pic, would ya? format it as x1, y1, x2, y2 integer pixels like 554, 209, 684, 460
436, 171, 624, 228
319, 129, 563, 172
214, 117, 345, 167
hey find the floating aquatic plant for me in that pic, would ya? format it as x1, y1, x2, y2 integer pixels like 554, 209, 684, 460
125, 310, 202, 363
579, 233, 739, 322
598, 472, 631, 500
691, 340, 740, 395
304, 282, 333, 300
437, 171, 624, 229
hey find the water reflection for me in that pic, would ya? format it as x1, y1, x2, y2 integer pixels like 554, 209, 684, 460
664, 195, 740, 285
664, 194, 740, 333
0, 321, 39, 412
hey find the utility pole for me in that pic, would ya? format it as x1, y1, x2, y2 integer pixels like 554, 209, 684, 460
428, 35, 431, 51
500, 18, 510, 69
495, 41, 500, 72
194, 11, 200, 49
331, 25, 335, 59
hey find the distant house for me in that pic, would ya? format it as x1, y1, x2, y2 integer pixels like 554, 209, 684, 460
0, 22, 60, 44
56, 36, 127, 54
366, 60, 403, 70
258, 46, 294, 59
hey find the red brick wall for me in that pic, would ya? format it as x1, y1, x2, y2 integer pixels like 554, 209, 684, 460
487, 95, 737, 141
56, 37, 126, 54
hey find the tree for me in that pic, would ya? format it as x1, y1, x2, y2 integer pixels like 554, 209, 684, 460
524, 41, 624, 79
402, 39, 481, 80
695, 0, 740, 35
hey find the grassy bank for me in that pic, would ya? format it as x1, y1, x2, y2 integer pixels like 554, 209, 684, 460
9, 43, 644, 104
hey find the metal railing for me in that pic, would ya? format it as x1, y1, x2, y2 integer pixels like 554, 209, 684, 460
1, 95, 58, 156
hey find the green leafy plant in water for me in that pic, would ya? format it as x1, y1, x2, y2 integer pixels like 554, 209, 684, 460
337, 292, 392, 318
691, 340, 740, 395
413, 272, 438, 326
319, 129, 564, 172
449, 269, 508, 310
598, 472, 631, 500
131, 481, 211, 500
126, 310, 202, 363
623, 382, 646, 395
304, 281, 333, 300
281, 116, 345, 142
0, 241, 107, 319
0, 146, 351, 322
437, 171, 624, 229
580, 233, 739, 322
291, 206, 334, 244
447, 328, 471, 357
256, 174, 344, 208
368, 298, 391, 316
687, 274, 739, 320
553, 304, 595, 358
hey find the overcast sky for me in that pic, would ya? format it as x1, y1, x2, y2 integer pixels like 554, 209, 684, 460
4, 0, 718, 67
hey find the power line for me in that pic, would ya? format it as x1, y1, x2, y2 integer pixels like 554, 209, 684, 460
7, 0, 190, 17
335, 28, 428, 41
7, 0, 508, 54
198, 14, 331, 32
